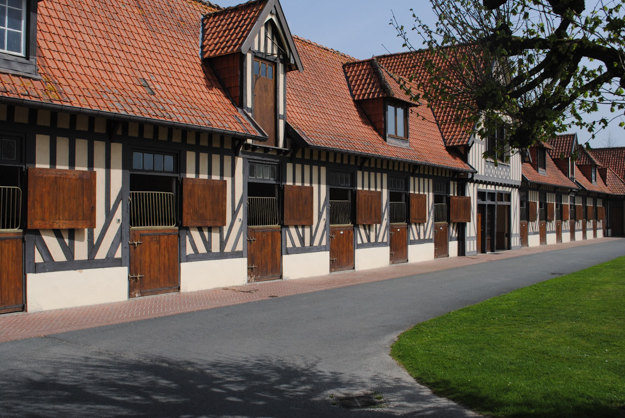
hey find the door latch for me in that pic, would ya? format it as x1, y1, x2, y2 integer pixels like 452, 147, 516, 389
247, 237, 256, 243
129, 241, 143, 247
248, 265, 257, 270
330, 258, 337, 262
128, 274, 144, 281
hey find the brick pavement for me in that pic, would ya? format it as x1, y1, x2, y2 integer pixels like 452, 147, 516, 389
0, 238, 619, 344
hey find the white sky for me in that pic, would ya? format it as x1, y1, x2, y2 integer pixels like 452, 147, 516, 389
215, 0, 625, 147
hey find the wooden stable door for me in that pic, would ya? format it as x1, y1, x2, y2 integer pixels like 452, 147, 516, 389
247, 227, 282, 282
330, 226, 354, 272
390, 224, 408, 264
0, 233, 23, 314
129, 229, 179, 298
477, 212, 483, 253
570, 220, 576, 241
520, 221, 529, 247
556, 221, 562, 243
434, 223, 449, 258
253, 59, 276, 147
539, 221, 547, 245
582, 221, 587, 240
593, 220, 597, 238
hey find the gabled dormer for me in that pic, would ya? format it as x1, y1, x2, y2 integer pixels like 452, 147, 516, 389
0, 0, 40, 77
528, 143, 552, 175
343, 59, 417, 147
576, 145, 602, 185
547, 133, 578, 180
201, 0, 303, 148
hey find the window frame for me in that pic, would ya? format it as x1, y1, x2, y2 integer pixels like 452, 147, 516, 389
591, 166, 597, 184
537, 147, 547, 172
386, 102, 408, 140
0, 0, 38, 77
486, 125, 507, 162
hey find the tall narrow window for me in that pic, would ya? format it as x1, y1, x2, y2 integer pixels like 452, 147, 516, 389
0, 0, 25, 56
537, 148, 546, 171
591, 166, 596, 184
387, 103, 407, 139
487, 126, 506, 161
253, 57, 277, 147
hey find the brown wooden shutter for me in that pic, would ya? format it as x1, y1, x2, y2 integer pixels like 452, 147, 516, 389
576, 204, 583, 221
562, 204, 570, 221
528, 201, 538, 222
409, 193, 427, 223
356, 190, 382, 225
27, 168, 96, 229
587, 205, 594, 220
449, 196, 471, 223
547, 203, 555, 222
598, 206, 605, 221
283, 185, 314, 226
181, 178, 227, 227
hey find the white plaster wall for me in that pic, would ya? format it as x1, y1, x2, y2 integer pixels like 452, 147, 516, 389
181, 258, 247, 293
449, 241, 459, 258
561, 233, 571, 243
27, 267, 128, 312
546, 233, 557, 245
529, 234, 541, 247
576, 230, 584, 241
355, 246, 390, 271
283, 251, 330, 280
408, 242, 435, 263
597, 228, 604, 239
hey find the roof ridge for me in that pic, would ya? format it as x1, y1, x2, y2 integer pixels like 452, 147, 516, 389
293, 35, 357, 61
205, 0, 265, 16
193, 0, 222, 9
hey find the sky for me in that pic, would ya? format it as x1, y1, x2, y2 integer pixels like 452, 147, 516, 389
215, 0, 625, 147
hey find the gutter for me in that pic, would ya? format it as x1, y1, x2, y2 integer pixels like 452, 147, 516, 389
0, 96, 268, 142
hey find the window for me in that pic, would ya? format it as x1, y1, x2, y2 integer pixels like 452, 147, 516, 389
537, 147, 546, 171
520, 191, 528, 221
539, 192, 546, 221
569, 158, 575, 178
132, 151, 175, 173
0, 0, 37, 76
591, 166, 597, 184
0, 136, 20, 163
249, 162, 278, 181
487, 126, 506, 162
387, 103, 407, 139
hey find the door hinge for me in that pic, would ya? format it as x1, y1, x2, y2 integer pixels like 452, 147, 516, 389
129, 241, 143, 247
330, 258, 337, 262
330, 234, 336, 240
247, 237, 256, 243
390, 232, 395, 236
128, 274, 144, 281
248, 265, 257, 270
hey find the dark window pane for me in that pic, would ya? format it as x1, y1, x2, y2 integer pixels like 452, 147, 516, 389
396, 107, 405, 137
143, 153, 153, 171
164, 155, 174, 172
261, 63, 266, 78
262, 164, 270, 179
1, 138, 16, 160
0, 31, 4, 51
6, 29, 20, 53
133, 152, 143, 170
267, 64, 273, 79
270, 165, 276, 180
249, 163, 256, 179
387, 105, 395, 135
7, 7, 20, 30
8, 0, 21, 9
253, 60, 260, 76
154, 154, 164, 172
0, 8, 6, 29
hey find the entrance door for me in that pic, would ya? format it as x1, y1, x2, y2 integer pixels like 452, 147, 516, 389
477, 212, 483, 253
0, 233, 23, 314
593, 220, 597, 238
390, 224, 408, 264
129, 228, 179, 298
556, 221, 562, 243
496, 205, 510, 251
520, 221, 528, 247
582, 221, 587, 240
570, 220, 576, 241
611, 203, 624, 236
434, 223, 449, 258
247, 227, 282, 282
486, 205, 495, 252
330, 226, 354, 272
539, 221, 547, 245
253, 59, 276, 147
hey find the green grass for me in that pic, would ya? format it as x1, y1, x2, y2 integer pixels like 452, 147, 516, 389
391, 257, 625, 418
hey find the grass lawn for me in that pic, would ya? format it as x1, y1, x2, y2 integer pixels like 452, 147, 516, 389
391, 256, 625, 418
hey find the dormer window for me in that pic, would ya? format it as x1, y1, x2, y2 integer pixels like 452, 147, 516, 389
253, 57, 277, 147
0, 0, 37, 76
537, 147, 546, 172
569, 158, 575, 178
591, 165, 596, 184
387, 103, 407, 139
487, 126, 506, 162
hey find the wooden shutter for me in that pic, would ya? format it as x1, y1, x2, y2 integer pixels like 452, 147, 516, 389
598, 206, 605, 221
547, 203, 555, 222
283, 185, 313, 226
409, 193, 427, 223
449, 196, 471, 223
182, 178, 227, 227
587, 205, 594, 220
356, 190, 382, 225
528, 201, 538, 222
576, 204, 583, 221
562, 204, 570, 221
27, 168, 96, 229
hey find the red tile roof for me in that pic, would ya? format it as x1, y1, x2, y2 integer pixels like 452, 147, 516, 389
548, 134, 577, 159
576, 145, 602, 166
589, 147, 625, 180
522, 152, 577, 189
0, 0, 262, 137
376, 50, 477, 147
201, 0, 266, 59
287, 37, 472, 172
344, 59, 416, 106
603, 167, 625, 195
574, 165, 612, 194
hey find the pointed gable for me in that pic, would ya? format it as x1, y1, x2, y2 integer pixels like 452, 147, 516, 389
547, 134, 577, 159
590, 147, 625, 180
344, 59, 416, 106
202, 0, 302, 71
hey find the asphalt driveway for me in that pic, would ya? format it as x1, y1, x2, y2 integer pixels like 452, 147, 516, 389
1, 240, 624, 417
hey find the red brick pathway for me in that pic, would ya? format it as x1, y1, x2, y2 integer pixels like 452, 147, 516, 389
0, 238, 618, 343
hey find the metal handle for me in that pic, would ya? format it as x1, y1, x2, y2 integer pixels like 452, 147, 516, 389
330, 258, 337, 262
129, 241, 143, 247
128, 274, 144, 281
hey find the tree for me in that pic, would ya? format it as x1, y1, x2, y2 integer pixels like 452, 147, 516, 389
391, 0, 625, 154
